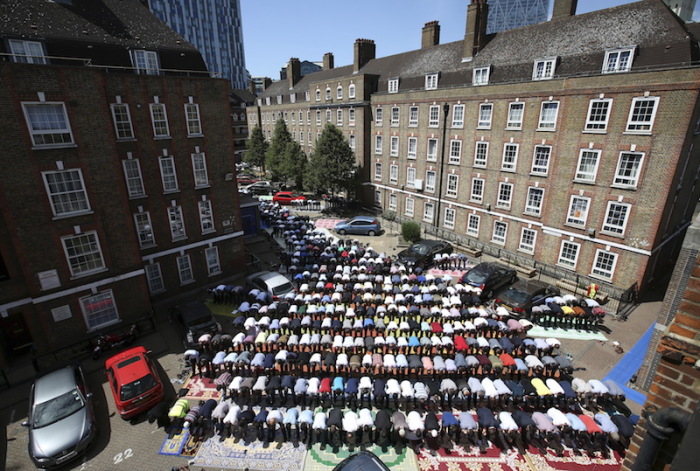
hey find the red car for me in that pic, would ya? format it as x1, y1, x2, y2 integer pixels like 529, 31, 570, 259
237, 174, 259, 185
272, 191, 307, 205
105, 346, 165, 420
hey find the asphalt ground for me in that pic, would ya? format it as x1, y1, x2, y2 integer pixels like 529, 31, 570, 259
1, 208, 653, 469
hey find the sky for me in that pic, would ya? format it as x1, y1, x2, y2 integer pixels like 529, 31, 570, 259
241, 0, 700, 79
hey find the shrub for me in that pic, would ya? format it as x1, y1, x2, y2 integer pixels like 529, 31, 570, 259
401, 221, 421, 243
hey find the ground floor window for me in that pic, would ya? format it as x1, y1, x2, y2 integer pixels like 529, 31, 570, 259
145, 263, 165, 293
444, 208, 455, 229
80, 290, 119, 330
592, 249, 617, 280
558, 240, 580, 269
177, 254, 194, 284
206, 247, 221, 276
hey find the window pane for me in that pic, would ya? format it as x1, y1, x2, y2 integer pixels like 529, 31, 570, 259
44, 169, 90, 216
81, 291, 119, 330
62, 232, 105, 276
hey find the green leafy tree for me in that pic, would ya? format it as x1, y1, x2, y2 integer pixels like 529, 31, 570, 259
401, 221, 422, 243
245, 126, 268, 173
282, 140, 307, 190
266, 118, 291, 182
306, 123, 357, 195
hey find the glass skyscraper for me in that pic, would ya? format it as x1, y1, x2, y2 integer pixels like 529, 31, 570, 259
486, 0, 551, 34
142, 0, 247, 89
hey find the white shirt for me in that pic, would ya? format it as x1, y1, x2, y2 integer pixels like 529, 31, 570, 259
385, 379, 401, 395
547, 407, 571, 427
482, 378, 499, 398
407, 411, 425, 431
359, 376, 373, 391
312, 412, 327, 429
223, 405, 241, 425
307, 377, 320, 395
228, 376, 243, 392
343, 411, 359, 433
400, 380, 414, 398
546, 379, 565, 395
358, 409, 374, 427
499, 412, 518, 431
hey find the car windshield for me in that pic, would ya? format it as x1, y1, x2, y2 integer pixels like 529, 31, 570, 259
272, 282, 294, 295
33, 389, 84, 428
502, 288, 530, 304
410, 244, 430, 256
120, 374, 158, 401
464, 267, 488, 284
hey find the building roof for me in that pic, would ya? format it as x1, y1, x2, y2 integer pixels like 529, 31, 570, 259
230, 89, 257, 105
0, 0, 197, 52
260, 0, 697, 99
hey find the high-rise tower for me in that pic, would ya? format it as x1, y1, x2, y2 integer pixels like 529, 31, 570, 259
486, 0, 551, 34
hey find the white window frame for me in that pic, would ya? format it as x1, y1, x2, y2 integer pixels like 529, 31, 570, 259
407, 137, 417, 159
198, 199, 215, 234
602, 201, 630, 236
391, 107, 400, 126
122, 159, 146, 198
326, 110, 331, 122
427, 138, 438, 161
474, 141, 489, 167
336, 86, 343, 99
405, 197, 415, 216
325, 88, 331, 100
42, 169, 91, 217
592, 249, 618, 280
425, 73, 438, 90
423, 202, 435, 223
428, 105, 440, 127
519, 228, 537, 254
449, 139, 462, 164
131, 49, 159, 75
467, 214, 480, 237
111, 103, 134, 140
150, 103, 170, 138
159, 156, 179, 192
390, 136, 399, 156
192, 152, 209, 188
409, 106, 419, 127
501, 143, 519, 172
80, 290, 119, 330
389, 193, 397, 211
444, 207, 456, 229
374, 190, 381, 206
145, 263, 165, 294
349, 108, 355, 124
8, 39, 46, 64
603, 47, 635, 74
452, 104, 465, 128
22, 102, 74, 148
388, 78, 399, 93
374, 135, 383, 154
507, 102, 524, 130
348, 84, 356, 99
206, 246, 221, 276
525, 187, 544, 216
406, 167, 416, 188
473, 67, 490, 86
134, 211, 155, 248
316, 110, 321, 125
374, 162, 382, 181
575, 149, 601, 183
168, 205, 186, 240
185, 103, 202, 136
497, 182, 513, 209
531, 145, 551, 175
389, 164, 399, 184
349, 134, 355, 150
538, 101, 559, 130
585, 98, 612, 132
533, 58, 556, 80
61, 231, 105, 277
375, 107, 383, 126
492, 221, 507, 245
566, 195, 590, 227
177, 254, 194, 285
478, 103, 493, 129
626, 97, 659, 133
315, 89, 321, 101
336, 109, 343, 125
558, 240, 580, 269
425, 170, 436, 193
470, 178, 484, 203
446, 174, 459, 198
613, 151, 644, 188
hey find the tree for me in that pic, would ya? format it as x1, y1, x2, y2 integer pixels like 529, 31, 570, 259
282, 140, 306, 190
401, 221, 422, 243
306, 123, 357, 195
245, 126, 268, 173
266, 118, 291, 182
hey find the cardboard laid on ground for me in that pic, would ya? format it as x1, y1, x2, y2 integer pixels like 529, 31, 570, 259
528, 325, 608, 341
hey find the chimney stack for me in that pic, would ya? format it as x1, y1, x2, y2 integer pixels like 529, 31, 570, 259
552, 0, 578, 20
323, 52, 334, 70
248, 79, 256, 95
422, 21, 440, 48
353, 39, 375, 73
287, 57, 301, 90
462, 0, 488, 61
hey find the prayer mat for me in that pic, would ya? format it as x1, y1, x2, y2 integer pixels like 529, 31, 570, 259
159, 430, 189, 456
181, 375, 222, 401
180, 434, 202, 458
312, 218, 345, 229
191, 436, 307, 471
528, 326, 608, 341
305, 443, 417, 471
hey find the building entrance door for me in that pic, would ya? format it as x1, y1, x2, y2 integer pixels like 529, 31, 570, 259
1, 312, 33, 351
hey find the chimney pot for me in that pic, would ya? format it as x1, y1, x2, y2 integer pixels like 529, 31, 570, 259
422, 20, 441, 49
552, 0, 578, 20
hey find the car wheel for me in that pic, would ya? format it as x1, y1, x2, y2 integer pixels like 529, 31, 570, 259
368, 230, 376, 237
338, 229, 346, 236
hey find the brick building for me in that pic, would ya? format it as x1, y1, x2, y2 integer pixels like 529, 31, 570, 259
249, 0, 700, 297
0, 0, 245, 367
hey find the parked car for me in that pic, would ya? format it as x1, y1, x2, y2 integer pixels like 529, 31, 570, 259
105, 346, 165, 420
272, 191, 306, 205
397, 240, 453, 268
176, 300, 222, 347
333, 451, 391, 471
23, 365, 96, 469
236, 174, 258, 185
246, 271, 295, 300
240, 180, 275, 196
334, 216, 382, 236
494, 279, 561, 317
460, 262, 518, 299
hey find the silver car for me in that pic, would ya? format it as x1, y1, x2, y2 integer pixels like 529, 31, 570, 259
23, 365, 96, 468
246, 271, 295, 300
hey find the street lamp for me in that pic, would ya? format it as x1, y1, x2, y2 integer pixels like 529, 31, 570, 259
434, 103, 450, 235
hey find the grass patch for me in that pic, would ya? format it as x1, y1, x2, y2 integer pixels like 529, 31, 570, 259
204, 299, 240, 318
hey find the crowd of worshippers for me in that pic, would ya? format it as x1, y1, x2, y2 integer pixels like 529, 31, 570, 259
167, 202, 630, 457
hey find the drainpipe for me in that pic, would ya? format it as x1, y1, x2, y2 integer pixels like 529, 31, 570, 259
631, 407, 692, 471
434, 103, 450, 234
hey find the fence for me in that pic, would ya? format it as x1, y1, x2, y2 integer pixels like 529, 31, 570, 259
379, 212, 639, 319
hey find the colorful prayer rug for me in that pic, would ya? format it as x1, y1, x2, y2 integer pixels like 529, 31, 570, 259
159, 430, 189, 456
305, 443, 418, 471
191, 436, 307, 471
181, 375, 222, 401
